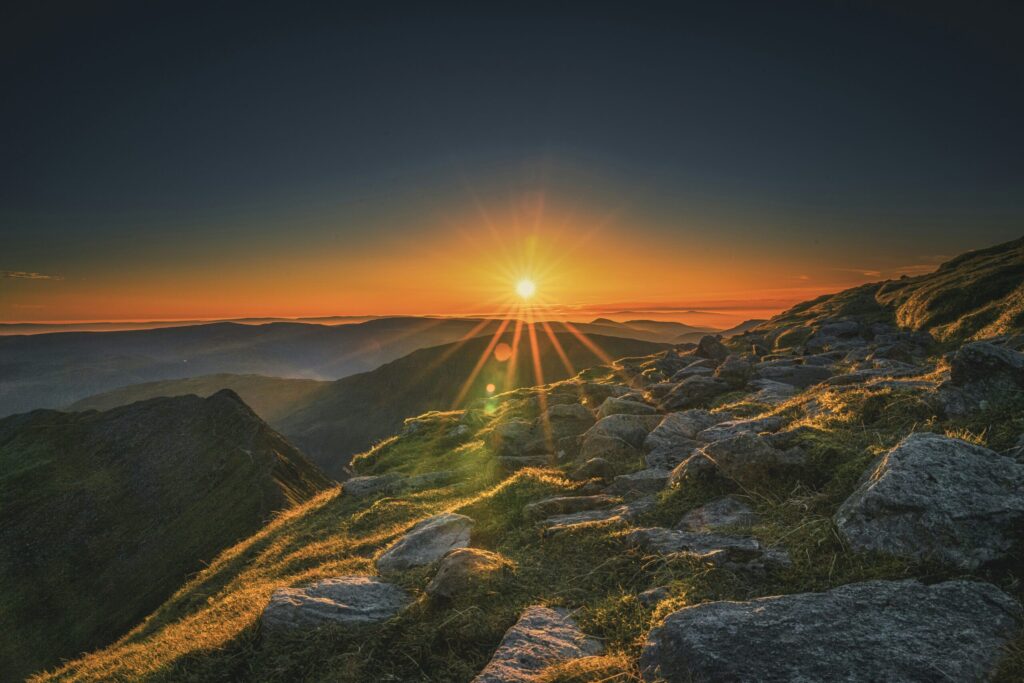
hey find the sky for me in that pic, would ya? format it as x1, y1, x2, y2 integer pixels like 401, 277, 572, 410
1, 1, 1022, 325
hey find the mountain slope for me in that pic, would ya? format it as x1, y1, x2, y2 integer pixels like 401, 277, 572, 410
276, 331, 669, 477
68, 374, 331, 423
0, 391, 329, 680
752, 236, 1024, 346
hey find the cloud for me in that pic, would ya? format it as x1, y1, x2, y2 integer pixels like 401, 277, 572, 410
1, 270, 63, 280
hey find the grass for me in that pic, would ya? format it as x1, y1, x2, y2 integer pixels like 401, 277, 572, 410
32, 366, 1024, 682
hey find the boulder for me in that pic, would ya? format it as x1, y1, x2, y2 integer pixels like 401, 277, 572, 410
694, 335, 729, 362
472, 606, 603, 683
426, 548, 510, 599
377, 513, 474, 573
660, 376, 731, 410
489, 420, 537, 457
713, 354, 753, 387
950, 341, 1024, 388
668, 453, 717, 485
695, 415, 783, 443
835, 433, 1024, 569
644, 410, 723, 450
583, 414, 662, 450
698, 433, 806, 485
597, 396, 658, 418
640, 579, 1022, 682
677, 496, 759, 532
544, 403, 596, 442
261, 576, 409, 633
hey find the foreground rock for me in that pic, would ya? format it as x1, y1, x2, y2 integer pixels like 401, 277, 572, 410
426, 548, 511, 599
472, 606, 603, 682
640, 579, 1022, 682
377, 513, 474, 573
835, 432, 1024, 569
261, 576, 409, 633
678, 432, 805, 485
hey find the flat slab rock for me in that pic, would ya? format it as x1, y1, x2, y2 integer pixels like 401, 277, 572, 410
677, 496, 759, 532
640, 579, 1022, 682
542, 497, 655, 532
261, 575, 409, 633
376, 512, 473, 573
836, 432, 1024, 569
626, 527, 790, 568
472, 606, 603, 683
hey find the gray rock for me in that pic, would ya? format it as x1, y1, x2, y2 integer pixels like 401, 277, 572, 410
542, 497, 655, 532
472, 606, 603, 683
584, 413, 663, 450
660, 376, 731, 410
670, 363, 715, 382
544, 403, 596, 442
747, 378, 799, 405
597, 396, 658, 418
713, 354, 753, 387
604, 468, 669, 496
835, 432, 1024, 569
668, 452, 717, 485
489, 420, 537, 457
677, 496, 759, 532
644, 410, 724, 449
950, 341, 1024, 387
699, 433, 806, 484
755, 362, 834, 388
377, 513, 474, 573
695, 415, 783, 443
640, 579, 1022, 683
695, 335, 729, 362
343, 474, 401, 498
426, 548, 510, 599
261, 576, 409, 633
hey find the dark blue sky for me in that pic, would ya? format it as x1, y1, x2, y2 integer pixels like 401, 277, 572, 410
1, 1, 1022, 320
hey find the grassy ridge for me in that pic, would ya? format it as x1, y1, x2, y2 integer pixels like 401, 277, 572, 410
35, 366, 1024, 682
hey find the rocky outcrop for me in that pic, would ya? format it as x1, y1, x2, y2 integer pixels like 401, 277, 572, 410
261, 576, 409, 633
377, 513, 474, 573
941, 341, 1024, 415
643, 410, 723, 469
426, 548, 511, 600
835, 433, 1024, 569
640, 579, 1022, 682
472, 606, 603, 682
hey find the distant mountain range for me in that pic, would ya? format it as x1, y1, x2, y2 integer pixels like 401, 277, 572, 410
0, 390, 328, 680
0, 316, 702, 418
73, 330, 669, 479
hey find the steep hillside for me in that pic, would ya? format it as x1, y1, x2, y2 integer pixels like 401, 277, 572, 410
68, 374, 330, 423
0, 391, 329, 680
277, 331, 668, 478
751, 236, 1024, 347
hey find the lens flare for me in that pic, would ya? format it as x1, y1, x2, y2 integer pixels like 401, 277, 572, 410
516, 278, 536, 299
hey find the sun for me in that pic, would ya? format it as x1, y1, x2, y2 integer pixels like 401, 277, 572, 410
515, 278, 536, 300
